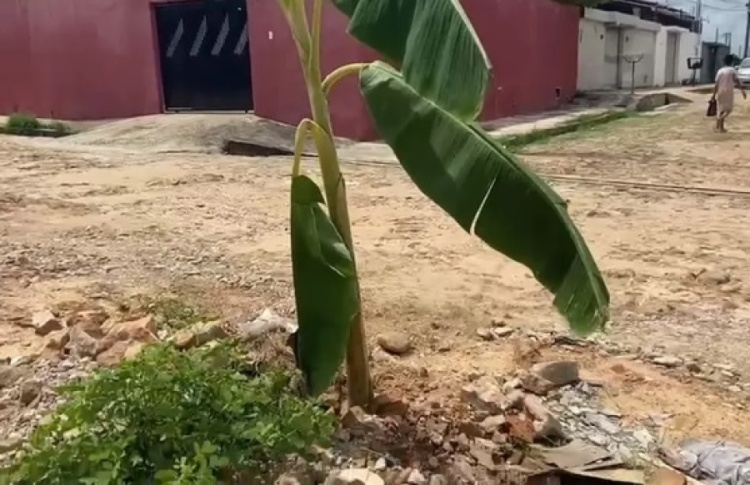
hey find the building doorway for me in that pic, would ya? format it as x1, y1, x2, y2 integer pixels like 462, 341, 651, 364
154, 0, 252, 111
665, 31, 679, 84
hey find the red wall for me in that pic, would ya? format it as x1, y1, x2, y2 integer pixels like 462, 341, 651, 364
0, 0, 578, 140
253, 0, 580, 139
248, 0, 377, 140
0, 0, 163, 120
463, 0, 580, 120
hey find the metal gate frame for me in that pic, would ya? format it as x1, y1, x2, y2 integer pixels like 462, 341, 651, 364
151, 0, 253, 112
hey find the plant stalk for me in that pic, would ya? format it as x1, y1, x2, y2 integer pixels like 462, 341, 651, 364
288, 0, 372, 407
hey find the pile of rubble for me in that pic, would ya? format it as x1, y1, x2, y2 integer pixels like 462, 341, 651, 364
0, 302, 251, 465
1, 304, 661, 484
306, 359, 658, 485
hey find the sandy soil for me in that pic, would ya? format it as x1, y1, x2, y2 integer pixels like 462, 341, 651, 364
3, 96, 750, 446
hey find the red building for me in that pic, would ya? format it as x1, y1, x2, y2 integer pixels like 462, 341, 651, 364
0, 0, 579, 141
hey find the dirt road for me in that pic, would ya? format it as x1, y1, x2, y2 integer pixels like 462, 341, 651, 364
2, 99, 750, 444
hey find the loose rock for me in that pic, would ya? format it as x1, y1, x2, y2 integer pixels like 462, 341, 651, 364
652, 355, 682, 368
341, 406, 387, 437
450, 456, 475, 483
32, 310, 62, 336
0, 437, 23, 454
0, 365, 26, 389
97, 316, 158, 355
19, 380, 43, 405
530, 361, 579, 387
650, 468, 687, 485
326, 468, 385, 485
376, 332, 412, 355
480, 415, 507, 434
238, 308, 297, 341
476, 328, 495, 341
192, 320, 229, 346
461, 376, 507, 414
491, 327, 515, 338
521, 373, 554, 395
67, 309, 109, 338
406, 469, 427, 484
696, 269, 730, 285
524, 395, 566, 441
43, 329, 70, 352
68, 326, 99, 357
428, 475, 448, 485
172, 329, 197, 349
373, 392, 409, 417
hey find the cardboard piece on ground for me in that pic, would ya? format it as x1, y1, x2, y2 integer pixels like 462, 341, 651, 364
648, 468, 687, 485
522, 467, 645, 485
535, 439, 613, 469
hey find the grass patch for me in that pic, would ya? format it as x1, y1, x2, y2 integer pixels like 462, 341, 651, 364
0, 113, 75, 137
3, 343, 334, 484
138, 295, 218, 331
495, 110, 634, 151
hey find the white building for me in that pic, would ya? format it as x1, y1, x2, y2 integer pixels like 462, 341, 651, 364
578, 7, 699, 91
653, 26, 700, 86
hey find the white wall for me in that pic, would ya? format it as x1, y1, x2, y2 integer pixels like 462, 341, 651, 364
621, 28, 657, 88
653, 27, 700, 86
578, 18, 607, 91
578, 8, 660, 91
677, 31, 700, 82
654, 28, 668, 86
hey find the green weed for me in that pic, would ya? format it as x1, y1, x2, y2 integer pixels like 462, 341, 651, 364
3, 344, 334, 484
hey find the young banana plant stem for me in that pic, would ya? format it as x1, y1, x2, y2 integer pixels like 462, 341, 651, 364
289, 0, 372, 407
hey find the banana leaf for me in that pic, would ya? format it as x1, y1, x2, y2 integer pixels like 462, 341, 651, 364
329, 0, 489, 121
290, 175, 359, 395
359, 63, 609, 334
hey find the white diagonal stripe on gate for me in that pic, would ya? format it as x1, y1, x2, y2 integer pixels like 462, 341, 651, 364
165, 19, 184, 58
189, 16, 207, 57
233, 23, 248, 55
211, 14, 230, 56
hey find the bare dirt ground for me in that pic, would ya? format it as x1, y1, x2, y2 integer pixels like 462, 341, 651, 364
3, 97, 750, 448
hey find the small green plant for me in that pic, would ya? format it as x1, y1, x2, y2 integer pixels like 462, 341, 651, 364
4, 344, 334, 484
4, 114, 41, 136
144, 296, 216, 330
277, 0, 610, 407
0, 113, 74, 137
48, 120, 73, 136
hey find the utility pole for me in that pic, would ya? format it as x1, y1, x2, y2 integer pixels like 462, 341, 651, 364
744, 1, 750, 58
724, 32, 732, 51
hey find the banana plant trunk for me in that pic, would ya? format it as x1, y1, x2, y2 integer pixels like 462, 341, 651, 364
281, 0, 373, 407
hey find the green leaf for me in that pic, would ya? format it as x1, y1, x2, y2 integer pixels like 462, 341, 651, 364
290, 175, 359, 395
329, 0, 489, 120
359, 63, 609, 334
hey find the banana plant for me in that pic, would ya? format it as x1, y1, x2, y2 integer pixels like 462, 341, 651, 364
279, 0, 610, 407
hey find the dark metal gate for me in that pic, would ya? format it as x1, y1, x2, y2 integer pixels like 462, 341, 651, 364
155, 0, 252, 111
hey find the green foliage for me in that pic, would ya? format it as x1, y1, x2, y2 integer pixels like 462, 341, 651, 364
4, 114, 41, 136
48, 120, 74, 136
329, 0, 490, 120
143, 296, 217, 330
290, 175, 359, 395
1, 113, 74, 137
278, 0, 610, 400
360, 63, 609, 333
5, 344, 335, 484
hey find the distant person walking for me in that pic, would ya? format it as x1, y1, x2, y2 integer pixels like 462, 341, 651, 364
712, 54, 746, 133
